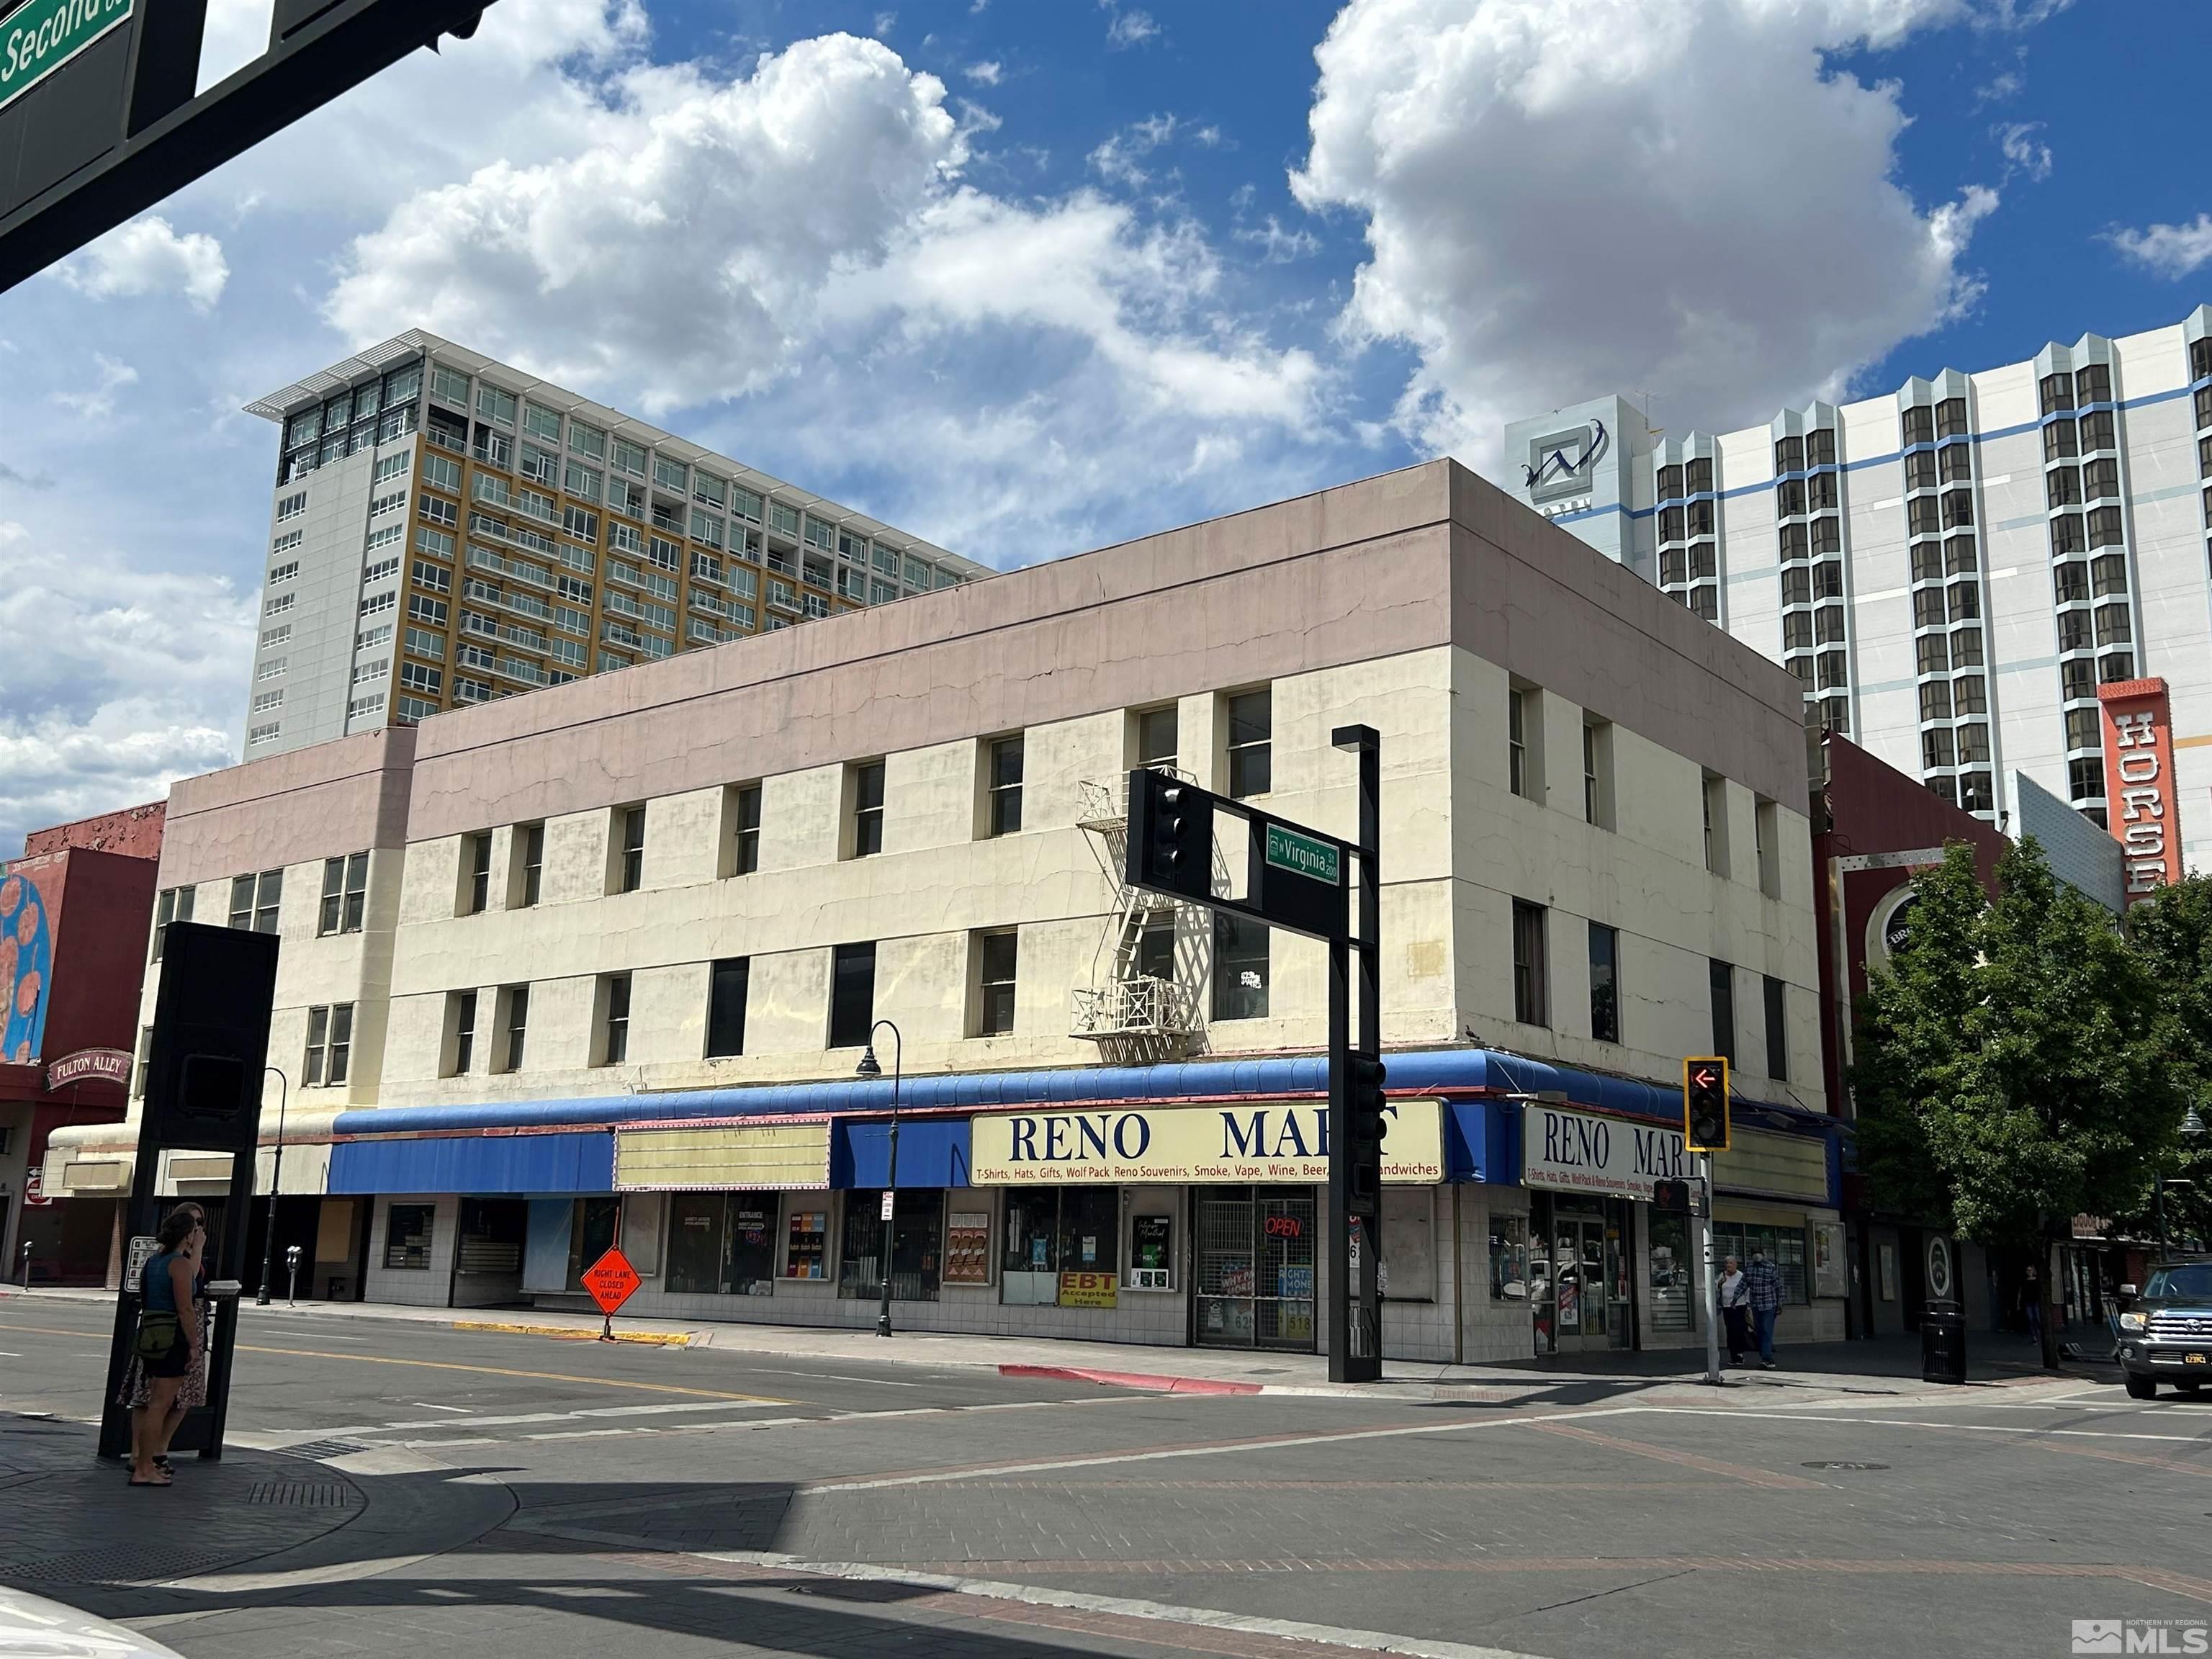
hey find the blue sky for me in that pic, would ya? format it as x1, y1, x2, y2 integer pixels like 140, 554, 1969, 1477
1, 0, 2206, 853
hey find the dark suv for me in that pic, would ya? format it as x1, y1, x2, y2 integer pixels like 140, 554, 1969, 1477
2115, 1260, 2212, 1399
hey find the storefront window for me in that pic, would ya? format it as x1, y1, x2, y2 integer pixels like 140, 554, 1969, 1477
1712, 1222, 1808, 1303
1489, 1215, 1529, 1302
783, 1204, 830, 1279
1195, 1187, 1316, 1350
1002, 1189, 1120, 1305
1130, 1212, 1175, 1289
565, 1196, 621, 1292
1647, 1210, 1696, 1332
665, 1193, 780, 1296
840, 1189, 943, 1303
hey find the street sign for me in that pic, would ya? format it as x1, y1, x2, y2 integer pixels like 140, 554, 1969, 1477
1264, 823, 1339, 886
879, 1190, 894, 1220
0, 0, 135, 116
125, 1233, 158, 1288
582, 1247, 640, 1316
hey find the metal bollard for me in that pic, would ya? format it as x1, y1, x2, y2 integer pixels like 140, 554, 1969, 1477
19, 1240, 29, 1289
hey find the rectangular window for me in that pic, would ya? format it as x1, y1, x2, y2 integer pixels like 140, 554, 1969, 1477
986, 735, 1023, 836
498, 984, 529, 1071
1709, 959, 1736, 1066
1226, 688, 1272, 799
1763, 975, 1788, 1080
599, 973, 631, 1066
230, 868, 282, 932
1512, 900, 1548, 1028
448, 989, 477, 1076
850, 760, 886, 858
727, 783, 762, 876
830, 943, 876, 1048
512, 823, 543, 907
1509, 688, 1528, 797
318, 852, 368, 935
151, 885, 192, 961
706, 958, 750, 1057
1701, 773, 1730, 876
465, 830, 492, 914
229, 874, 255, 929
304, 1002, 353, 1087
976, 931, 1018, 1037
383, 1203, 436, 1271
1581, 719, 1611, 827
1755, 797, 1781, 899
613, 804, 646, 893
1588, 921, 1620, 1044
1211, 912, 1269, 1021
1135, 704, 1178, 769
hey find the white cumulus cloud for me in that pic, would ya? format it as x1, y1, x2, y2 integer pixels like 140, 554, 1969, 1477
2108, 212, 2212, 280
1291, 0, 2013, 464
0, 522, 251, 857
55, 216, 229, 311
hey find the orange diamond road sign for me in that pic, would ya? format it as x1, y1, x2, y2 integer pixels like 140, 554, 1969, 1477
583, 1247, 641, 1316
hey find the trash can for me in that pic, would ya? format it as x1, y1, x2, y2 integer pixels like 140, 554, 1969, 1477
1921, 1298, 1966, 1385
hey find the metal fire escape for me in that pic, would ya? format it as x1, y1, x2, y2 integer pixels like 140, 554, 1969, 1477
1069, 770, 1204, 1062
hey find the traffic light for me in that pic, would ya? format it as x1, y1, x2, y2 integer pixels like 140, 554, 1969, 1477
1125, 767, 1213, 903
1651, 1179, 1691, 1214
1343, 1052, 1388, 1215
1683, 1056, 1730, 1152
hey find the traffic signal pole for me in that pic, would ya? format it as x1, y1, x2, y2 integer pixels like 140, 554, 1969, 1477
1331, 724, 1382, 1383
1699, 1151, 1721, 1385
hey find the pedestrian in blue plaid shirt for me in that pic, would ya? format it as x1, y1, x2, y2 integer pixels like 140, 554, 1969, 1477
1745, 1249, 1784, 1370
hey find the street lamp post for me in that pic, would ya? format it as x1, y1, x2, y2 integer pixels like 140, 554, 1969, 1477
2156, 1105, 2206, 1268
855, 1020, 903, 1338
254, 1066, 289, 1307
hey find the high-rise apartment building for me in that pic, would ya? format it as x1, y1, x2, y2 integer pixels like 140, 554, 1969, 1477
1505, 305, 2212, 881
240, 332, 990, 757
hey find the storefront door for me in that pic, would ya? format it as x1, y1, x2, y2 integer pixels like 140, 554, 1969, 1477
1195, 1186, 1316, 1352
1534, 1198, 1633, 1354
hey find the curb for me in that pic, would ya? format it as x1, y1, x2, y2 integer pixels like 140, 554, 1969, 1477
451, 1320, 693, 1346
998, 1363, 1263, 1395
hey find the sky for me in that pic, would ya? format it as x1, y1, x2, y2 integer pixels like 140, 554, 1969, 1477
1, 0, 2207, 855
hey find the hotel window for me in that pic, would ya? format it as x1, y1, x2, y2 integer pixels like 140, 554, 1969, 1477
1805, 428, 1835, 465
1772, 437, 1802, 473
1905, 450, 1936, 490
1212, 913, 1269, 1021
849, 761, 886, 858
497, 984, 529, 1071
612, 805, 645, 894
829, 943, 876, 1048
598, 974, 631, 1066
465, 831, 493, 914
2076, 364, 2111, 405
318, 852, 367, 935
446, 989, 477, 1076
706, 958, 750, 1057
1226, 688, 1272, 798
304, 1002, 354, 1087
1511, 900, 1549, 1028
149, 884, 192, 960
475, 384, 516, 429
1902, 405, 1934, 445
1587, 921, 1619, 1045
1708, 960, 1736, 1066
986, 736, 1024, 837
1763, 976, 1789, 1082
976, 931, 1019, 1037
1935, 397, 1969, 439
2038, 373, 2073, 415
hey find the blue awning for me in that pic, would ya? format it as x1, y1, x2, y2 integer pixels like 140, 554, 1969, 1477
329, 1130, 612, 1195
331, 1046, 1832, 1142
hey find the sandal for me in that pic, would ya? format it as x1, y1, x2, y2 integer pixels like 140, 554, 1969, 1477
128, 1470, 173, 1487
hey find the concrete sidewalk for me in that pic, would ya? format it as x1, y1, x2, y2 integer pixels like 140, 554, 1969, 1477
6, 1282, 2116, 1403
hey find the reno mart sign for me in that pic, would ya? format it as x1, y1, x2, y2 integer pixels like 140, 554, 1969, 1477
1521, 1104, 1686, 1200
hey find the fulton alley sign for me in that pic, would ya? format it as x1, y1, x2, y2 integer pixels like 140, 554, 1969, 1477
1521, 1104, 1686, 1200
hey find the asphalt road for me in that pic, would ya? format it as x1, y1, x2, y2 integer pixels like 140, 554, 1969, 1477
5, 1297, 2210, 1659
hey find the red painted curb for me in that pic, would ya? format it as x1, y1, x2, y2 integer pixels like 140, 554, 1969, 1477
999, 1363, 1263, 1395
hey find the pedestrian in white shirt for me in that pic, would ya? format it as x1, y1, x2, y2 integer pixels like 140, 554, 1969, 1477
1718, 1255, 1752, 1366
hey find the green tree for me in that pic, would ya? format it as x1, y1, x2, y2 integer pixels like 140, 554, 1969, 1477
2120, 872, 2212, 1251
1852, 839, 2188, 1365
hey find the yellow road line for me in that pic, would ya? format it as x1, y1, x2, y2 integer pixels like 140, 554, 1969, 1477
0, 1322, 103, 1338
229, 1343, 788, 1403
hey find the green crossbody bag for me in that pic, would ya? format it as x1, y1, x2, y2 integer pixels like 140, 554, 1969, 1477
133, 1310, 181, 1359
